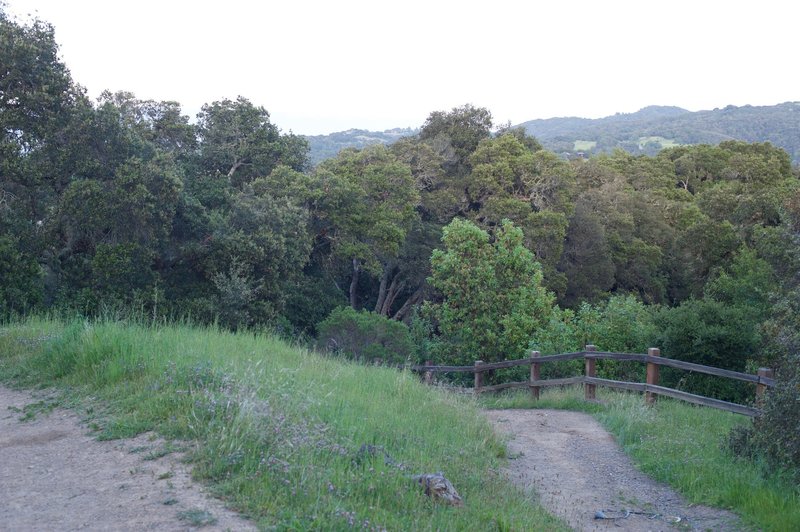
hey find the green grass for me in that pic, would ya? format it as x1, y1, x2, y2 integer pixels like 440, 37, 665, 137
573, 140, 597, 151
0, 317, 565, 531
483, 386, 800, 531
637, 136, 680, 150
177, 508, 218, 526
7, 397, 60, 421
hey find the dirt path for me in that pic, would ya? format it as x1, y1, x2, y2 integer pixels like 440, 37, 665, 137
484, 409, 742, 532
0, 386, 256, 531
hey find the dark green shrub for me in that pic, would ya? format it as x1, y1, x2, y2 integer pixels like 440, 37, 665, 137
316, 307, 415, 365
727, 353, 800, 483
574, 295, 659, 382
212, 268, 256, 331
0, 236, 43, 318
283, 274, 346, 335
530, 295, 658, 381
529, 308, 583, 379
725, 424, 756, 460
655, 298, 761, 402
92, 242, 156, 299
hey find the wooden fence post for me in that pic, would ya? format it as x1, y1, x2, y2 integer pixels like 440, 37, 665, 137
646, 347, 660, 405
424, 360, 433, 385
530, 351, 541, 400
474, 360, 484, 394
756, 368, 774, 409
585, 345, 596, 400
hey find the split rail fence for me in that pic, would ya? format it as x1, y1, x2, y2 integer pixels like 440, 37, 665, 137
409, 345, 775, 417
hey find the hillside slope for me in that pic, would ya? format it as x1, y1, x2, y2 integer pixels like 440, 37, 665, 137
0, 318, 564, 530
305, 103, 800, 165
518, 102, 800, 162
304, 128, 416, 166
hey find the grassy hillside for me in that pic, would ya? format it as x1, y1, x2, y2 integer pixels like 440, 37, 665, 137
0, 318, 564, 530
4, 318, 797, 530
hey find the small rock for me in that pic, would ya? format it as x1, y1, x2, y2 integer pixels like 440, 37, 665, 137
412, 472, 463, 507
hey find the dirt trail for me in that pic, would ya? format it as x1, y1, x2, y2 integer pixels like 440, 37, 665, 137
0, 386, 256, 531
484, 409, 742, 532
0, 385, 744, 531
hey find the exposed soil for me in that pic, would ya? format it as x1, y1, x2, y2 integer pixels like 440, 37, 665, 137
484, 409, 743, 532
0, 386, 256, 531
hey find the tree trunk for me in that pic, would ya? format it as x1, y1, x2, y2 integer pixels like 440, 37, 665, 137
374, 269, 390, 313
381, 277, 405, 316
349, 258, 360, 309
227, 160, 245, 179
393, 287, 423, 321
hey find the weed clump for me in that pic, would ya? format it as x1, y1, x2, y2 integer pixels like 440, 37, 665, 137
177, 509, 217, 526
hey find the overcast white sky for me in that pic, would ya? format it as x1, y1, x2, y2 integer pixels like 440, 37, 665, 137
6, 0, 799, 135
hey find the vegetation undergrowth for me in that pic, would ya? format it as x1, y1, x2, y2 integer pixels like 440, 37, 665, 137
483, 387, 800, 531
0, 316, 565, 531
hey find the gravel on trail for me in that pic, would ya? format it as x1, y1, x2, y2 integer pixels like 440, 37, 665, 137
484, 408, 743, 532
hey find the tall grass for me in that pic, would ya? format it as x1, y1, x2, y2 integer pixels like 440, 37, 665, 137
0, 317, 565, 531
483, 386, 800, 531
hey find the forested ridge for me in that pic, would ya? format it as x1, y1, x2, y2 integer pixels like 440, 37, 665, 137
306, 103, 800, 166
305, 127, 416, 166
519, 102, 800, 162
2, 5, 799, 430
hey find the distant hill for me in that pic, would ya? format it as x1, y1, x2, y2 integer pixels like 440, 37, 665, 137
304, 103, 800, 166
518, 103, 800, 163
304, 127, 417, 166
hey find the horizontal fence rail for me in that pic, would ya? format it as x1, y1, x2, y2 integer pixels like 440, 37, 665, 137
409, 353, 776, 386
410, 346, 775, 417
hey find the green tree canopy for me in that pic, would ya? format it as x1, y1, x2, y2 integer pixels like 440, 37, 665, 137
196, 96, 308, 187
418, 104, 493, 177
312, 145, 419, 308
424, 218, 555, 366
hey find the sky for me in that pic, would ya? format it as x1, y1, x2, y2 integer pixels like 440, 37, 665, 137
6, 0, 799, 135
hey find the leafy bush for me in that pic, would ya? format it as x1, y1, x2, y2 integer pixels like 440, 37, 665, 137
656, 298, 761, 402
704, 246, 775, 322
530, 295, 658, 380
528, 308, 583, 379
575, 295, 659, 381
754, 364, 800, 481
316, 307, 415, 365
212, 259, 259, 331
283, 274, 347, 336
92, 242, 156, 299
575, 295, 659, 354
728, 287, 800, 483
727, 353, 800, 483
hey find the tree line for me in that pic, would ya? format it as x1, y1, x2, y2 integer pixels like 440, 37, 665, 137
3, 10, 799, 391
3, 7, 800, 483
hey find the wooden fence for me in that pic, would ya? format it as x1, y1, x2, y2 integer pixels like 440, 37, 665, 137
409, 345, 776, 417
